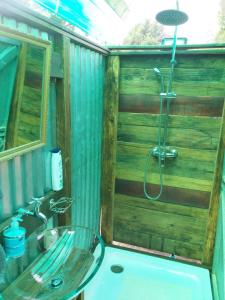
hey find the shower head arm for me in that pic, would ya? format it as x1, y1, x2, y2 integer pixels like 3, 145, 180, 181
171, 26, 178, 65
167, 26, 178, 94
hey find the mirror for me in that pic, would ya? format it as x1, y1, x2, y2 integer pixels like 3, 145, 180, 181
0, 25, 51, 160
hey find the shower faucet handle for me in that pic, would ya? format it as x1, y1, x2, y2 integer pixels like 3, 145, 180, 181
167, 92, 176, 98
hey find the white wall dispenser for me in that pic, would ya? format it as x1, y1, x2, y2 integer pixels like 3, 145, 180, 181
51, 148, 63, 191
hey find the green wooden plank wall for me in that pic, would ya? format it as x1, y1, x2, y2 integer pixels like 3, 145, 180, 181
113, 53, 225, 261
17, 44, 44, 146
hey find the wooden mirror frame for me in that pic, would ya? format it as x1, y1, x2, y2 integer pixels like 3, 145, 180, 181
0, 24, 51, 161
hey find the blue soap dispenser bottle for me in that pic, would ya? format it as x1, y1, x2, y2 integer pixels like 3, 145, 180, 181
3, 217, 26, 258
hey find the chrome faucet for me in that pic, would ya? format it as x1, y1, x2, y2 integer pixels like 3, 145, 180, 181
17, 196, 48, 225
29, 197, 48, 225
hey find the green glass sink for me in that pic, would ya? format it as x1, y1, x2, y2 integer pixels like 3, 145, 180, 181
0, 226, 105, 300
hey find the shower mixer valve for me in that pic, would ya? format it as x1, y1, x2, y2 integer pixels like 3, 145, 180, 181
160, 92, 176, 99
151, 146, 178, 161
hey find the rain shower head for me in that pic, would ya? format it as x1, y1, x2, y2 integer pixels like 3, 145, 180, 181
156, 9, 188, 26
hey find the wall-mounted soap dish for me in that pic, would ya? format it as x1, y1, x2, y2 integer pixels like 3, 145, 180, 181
49, 197, 73, 214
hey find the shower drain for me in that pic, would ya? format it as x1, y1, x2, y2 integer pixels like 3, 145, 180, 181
51, 277, 64, 288
110, 264, 124, 274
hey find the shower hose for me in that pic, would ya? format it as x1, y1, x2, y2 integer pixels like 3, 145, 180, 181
144, 26, 177, 200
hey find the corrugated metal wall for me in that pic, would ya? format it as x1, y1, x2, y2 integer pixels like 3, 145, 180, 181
0, 17, 55, 222
0, 16, 49, 40
70, 43, 105, 231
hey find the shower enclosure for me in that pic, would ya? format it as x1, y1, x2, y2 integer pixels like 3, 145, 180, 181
103, 33, 224, 262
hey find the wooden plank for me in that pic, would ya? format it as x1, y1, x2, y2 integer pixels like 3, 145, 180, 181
50, 51, 63, 78
113, 223, 150, 249
118, 113, 221, 150
203, 101, 225, 267
55, 36, 71, 226
5, 42, 27, 148
17, 83, 42, 146
115, 193, 209, 218
150, 235, 163, 251
24, 71, 42, 89
101, 56, 120, 244
119, 112, 222, 134
139, 67, 225, 83
113, 226, 204, 260
19, 86, 42, 116
163, 238, 203, 260
173, 67, 225, 82
116, 142, 216, 191
120, 67, 225, 97
119, 95, 224, 117
116, 164, 212, 192
120, 54, 225, 70
114, 199, 207, 245
17, 117, 40, 145
25, 44, 44, 72
115, 179, 210, 208
113, 194, 208, 259
110, 44, 225, 50
112, 49, 225, 56
117, 126, 217, 152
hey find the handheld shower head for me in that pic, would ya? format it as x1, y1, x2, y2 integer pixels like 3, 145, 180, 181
153, 68, 165, 92
153, 68, 161, 76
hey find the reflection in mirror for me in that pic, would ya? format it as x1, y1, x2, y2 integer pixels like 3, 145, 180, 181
0, 37, 19, 151
0, 26, 51, 159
